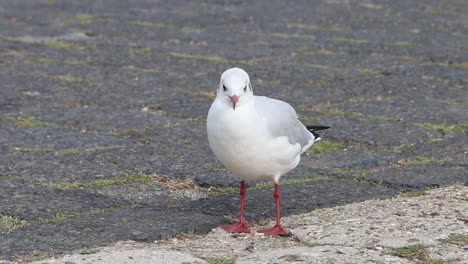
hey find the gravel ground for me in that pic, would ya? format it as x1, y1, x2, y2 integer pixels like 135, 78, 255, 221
1, 0, 466, 260
25, 184, 467, 264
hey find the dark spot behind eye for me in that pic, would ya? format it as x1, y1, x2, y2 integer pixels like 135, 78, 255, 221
243, 85, 247, 92
223, 85, 227, 92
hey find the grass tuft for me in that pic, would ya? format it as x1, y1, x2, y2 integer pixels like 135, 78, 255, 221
400, 189, 429, 197
27, 57, 57, 63
135, 48, 152, 57
194, 90, 216, 100
416, 123, 467, 134
0, 215, 29, 232
394, 156, 439, 166
308, 80, 330, 88
45, 40, 88, 50
206, 186, 239, 196
14, 117, 60, 128
34, 148, 53, 154
271, 33, 316, 40
359, 68, 382, 75
79, 249, 99, 255
186, 116, 207, 123
132, 21, 197, 31
256, 79, 281, 86
123, 65, 160, 73
256, 176, 329, 189
307, 140, 346, 154
439, 99, 462, 106
169, 52, 250, 65
393, 41, 414, 46
57, 149, 79, 156
331, 37, 368, 44
438, 234, 468, 246
390, 244, 427, 259
37, 207, 123, 223
369, 115, 401, 122
208, 258, 234, 264
69, 14, 94, 24
390, 142, 416, 152
45, 173, 154, 189
452, 62, 468, 69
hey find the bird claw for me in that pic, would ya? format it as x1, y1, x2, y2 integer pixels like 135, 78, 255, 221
220, 222, 251, 233
257, 224, 287, 236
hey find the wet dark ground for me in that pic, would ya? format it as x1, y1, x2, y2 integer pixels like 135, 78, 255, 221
0, 0, 467, 261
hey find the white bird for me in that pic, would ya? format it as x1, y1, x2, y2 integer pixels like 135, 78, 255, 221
207, 67, 329, 235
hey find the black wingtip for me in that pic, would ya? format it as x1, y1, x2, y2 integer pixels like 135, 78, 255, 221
310, 130, 321, 139
306, 125, 330, 131
306, 125, 330, 140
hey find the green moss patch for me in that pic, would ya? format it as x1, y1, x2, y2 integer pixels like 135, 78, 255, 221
369, 115, 401, 122
57, 149, 79, 156
68, 14, 94, 24
393, 41, 414, 46
331, 37, 368, 44
26, 57, 58, 63
44, 40, 90, 50
14, 117, 60, 128
307, 139, 346, 154
416, 123, 467, 134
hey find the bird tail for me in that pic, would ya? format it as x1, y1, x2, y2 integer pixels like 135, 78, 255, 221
306, 125, 330, 141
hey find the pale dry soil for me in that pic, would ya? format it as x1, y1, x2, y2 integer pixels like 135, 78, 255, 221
26, 185, 467, 264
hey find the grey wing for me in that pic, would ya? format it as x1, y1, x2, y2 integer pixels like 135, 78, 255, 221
254, 96, 314, 148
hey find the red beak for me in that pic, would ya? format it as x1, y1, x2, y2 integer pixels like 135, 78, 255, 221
229, 95, 239, 110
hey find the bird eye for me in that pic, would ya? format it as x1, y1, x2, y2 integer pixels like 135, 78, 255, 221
243, 85, 247, 92
223, 85, 227, 92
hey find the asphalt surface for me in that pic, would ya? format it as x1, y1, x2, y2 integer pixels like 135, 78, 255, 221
0, 0, 467, 261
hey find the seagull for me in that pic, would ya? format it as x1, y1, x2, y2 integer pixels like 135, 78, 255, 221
207, 67, 329, 235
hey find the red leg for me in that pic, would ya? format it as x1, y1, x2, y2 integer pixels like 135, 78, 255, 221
257, 183, 287, 235
220, 180, 250, 233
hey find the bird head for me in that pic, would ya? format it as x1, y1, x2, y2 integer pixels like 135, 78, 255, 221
216, 67, 253, 110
